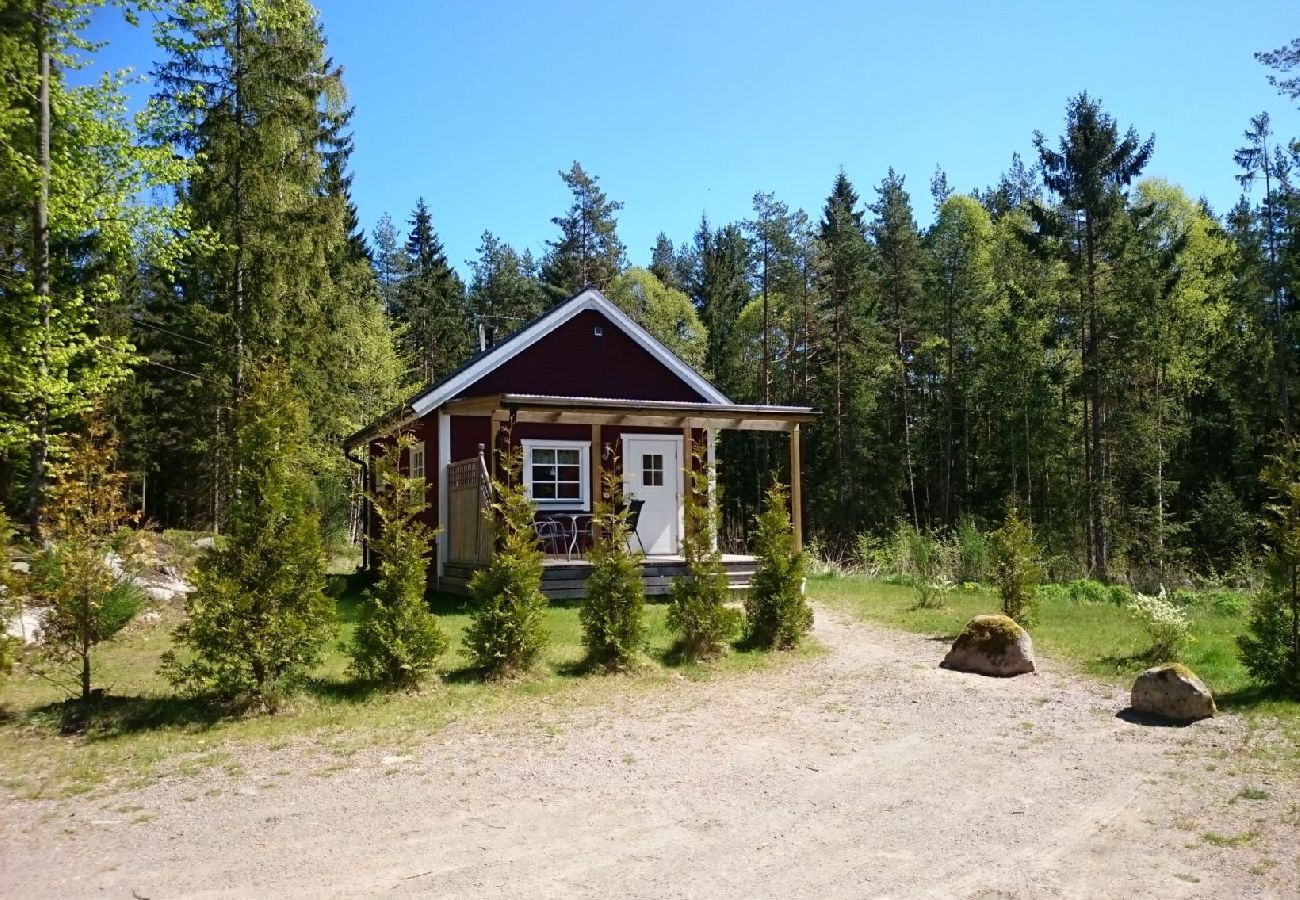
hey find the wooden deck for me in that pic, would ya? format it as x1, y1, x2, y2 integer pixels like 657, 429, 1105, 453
440, 554, 758, 600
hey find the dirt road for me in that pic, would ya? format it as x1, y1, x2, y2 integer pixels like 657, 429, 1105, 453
3, 607, 1294, 898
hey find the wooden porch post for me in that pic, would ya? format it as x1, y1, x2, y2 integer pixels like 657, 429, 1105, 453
682, 422, 694, 542
591, 423, 603, 542
790, 424, 803, 552
489, 410, 505, 483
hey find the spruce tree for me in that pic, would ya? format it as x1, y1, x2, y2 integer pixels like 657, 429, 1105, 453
145, 0, 404, 533
397, 198, 471, 383
467, 230, 547, 341
1027, 93, 1154, 581
163, 362, 334, 710
541, 161, 626, 298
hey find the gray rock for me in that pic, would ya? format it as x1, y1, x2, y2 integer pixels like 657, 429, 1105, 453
145, 586, 177, 604
1130, 663, 1216, 722
192, 536, 216, 550
942, 614, 1036, 677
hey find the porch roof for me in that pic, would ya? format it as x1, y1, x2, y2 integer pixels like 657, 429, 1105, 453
445, 393, 817, 432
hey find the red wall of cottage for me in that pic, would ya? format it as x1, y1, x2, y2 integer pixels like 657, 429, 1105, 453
457, 309, 708, 402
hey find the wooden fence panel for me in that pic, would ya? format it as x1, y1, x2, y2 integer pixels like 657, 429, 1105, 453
447, 457, 493, 564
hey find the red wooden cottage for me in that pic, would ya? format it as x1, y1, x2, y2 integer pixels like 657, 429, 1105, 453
345, 288, 815, 598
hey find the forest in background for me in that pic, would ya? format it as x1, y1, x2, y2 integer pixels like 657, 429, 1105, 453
2, 0, 1300, 588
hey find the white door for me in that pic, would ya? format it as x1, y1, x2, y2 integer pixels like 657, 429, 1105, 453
621, 435, 683, 555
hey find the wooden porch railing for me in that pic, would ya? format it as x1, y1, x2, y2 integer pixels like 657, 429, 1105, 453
447, 448, 493, 564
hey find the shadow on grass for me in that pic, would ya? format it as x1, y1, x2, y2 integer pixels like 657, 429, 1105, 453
1215, 684, 1291, 712
28, 692, 250, 740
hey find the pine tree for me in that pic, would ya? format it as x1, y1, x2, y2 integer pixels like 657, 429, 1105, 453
648, 232, 684, 291
372, 213, 407, 318
350, 433, 446, 688
163, 362, 334, 710
541, 161, 626, 298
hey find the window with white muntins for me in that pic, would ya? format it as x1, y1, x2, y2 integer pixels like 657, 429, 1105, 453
522, 439, 590, 510
410, 441, 425, 480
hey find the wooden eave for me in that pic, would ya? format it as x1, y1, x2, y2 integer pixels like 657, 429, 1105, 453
444, 393, 817, 432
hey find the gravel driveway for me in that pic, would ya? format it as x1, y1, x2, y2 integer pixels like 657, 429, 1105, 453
2, 606, 1294, 898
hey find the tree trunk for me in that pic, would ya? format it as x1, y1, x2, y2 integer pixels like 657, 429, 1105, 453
27, 2, 51, 538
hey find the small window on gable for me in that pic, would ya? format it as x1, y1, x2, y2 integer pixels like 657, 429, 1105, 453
410, 441, 425, 480
522, 439, 590, 510
642, 453, 664, 487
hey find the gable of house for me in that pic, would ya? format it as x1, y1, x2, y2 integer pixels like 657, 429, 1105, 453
403, 288, 729, 420
458, 308, 707, 402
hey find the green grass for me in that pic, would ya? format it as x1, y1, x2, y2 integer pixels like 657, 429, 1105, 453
0, 574, 813, 800
809, 574, 1300, 768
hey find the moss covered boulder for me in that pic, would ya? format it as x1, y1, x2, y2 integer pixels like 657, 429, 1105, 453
1130, 663, 1216, 722
942, 614, 1035, 677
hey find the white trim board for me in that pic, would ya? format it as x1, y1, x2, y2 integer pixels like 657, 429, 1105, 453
409, 288, 730, 418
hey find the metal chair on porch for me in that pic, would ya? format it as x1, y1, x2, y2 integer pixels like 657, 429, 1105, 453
532, 517, 566, 558
572, 498, 647, 557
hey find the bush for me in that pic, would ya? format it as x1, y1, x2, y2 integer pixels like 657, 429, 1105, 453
1108, 584, 1133, 606
580, 460, 646, 670
667, 449, 741, 660
1238, 443, 1300, 697
989, 506, 1043, 626
1066, 579, 1109, 605
350, 434, 447, 688
954, 516, 990, 584
1206, 589, 1249, 616
904, 528, 950, 609
1129, 591, 1191, 661
1035, 583, 1070, 606
744, 483, 812, 650
30, 417, 143, 700
163, 364, 334, 710
464, 446, 549, 678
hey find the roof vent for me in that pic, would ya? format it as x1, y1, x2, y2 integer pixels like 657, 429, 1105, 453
593, 326, 603, 337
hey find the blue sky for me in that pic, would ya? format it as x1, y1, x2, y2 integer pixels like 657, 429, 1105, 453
90, 1, 1299, 278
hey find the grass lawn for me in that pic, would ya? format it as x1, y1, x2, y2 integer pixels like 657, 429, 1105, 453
0, 574, 811, 801
809, 574, 1300, 769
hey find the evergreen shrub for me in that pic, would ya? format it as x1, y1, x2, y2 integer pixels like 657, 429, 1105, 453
580, 459, 646, 670
350, 434, 446, 688
744, 483, 812, 650
464, 446, 549, 678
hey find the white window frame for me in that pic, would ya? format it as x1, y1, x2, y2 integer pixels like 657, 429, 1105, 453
521, 439, 591, 511
410, 441, 426, 480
